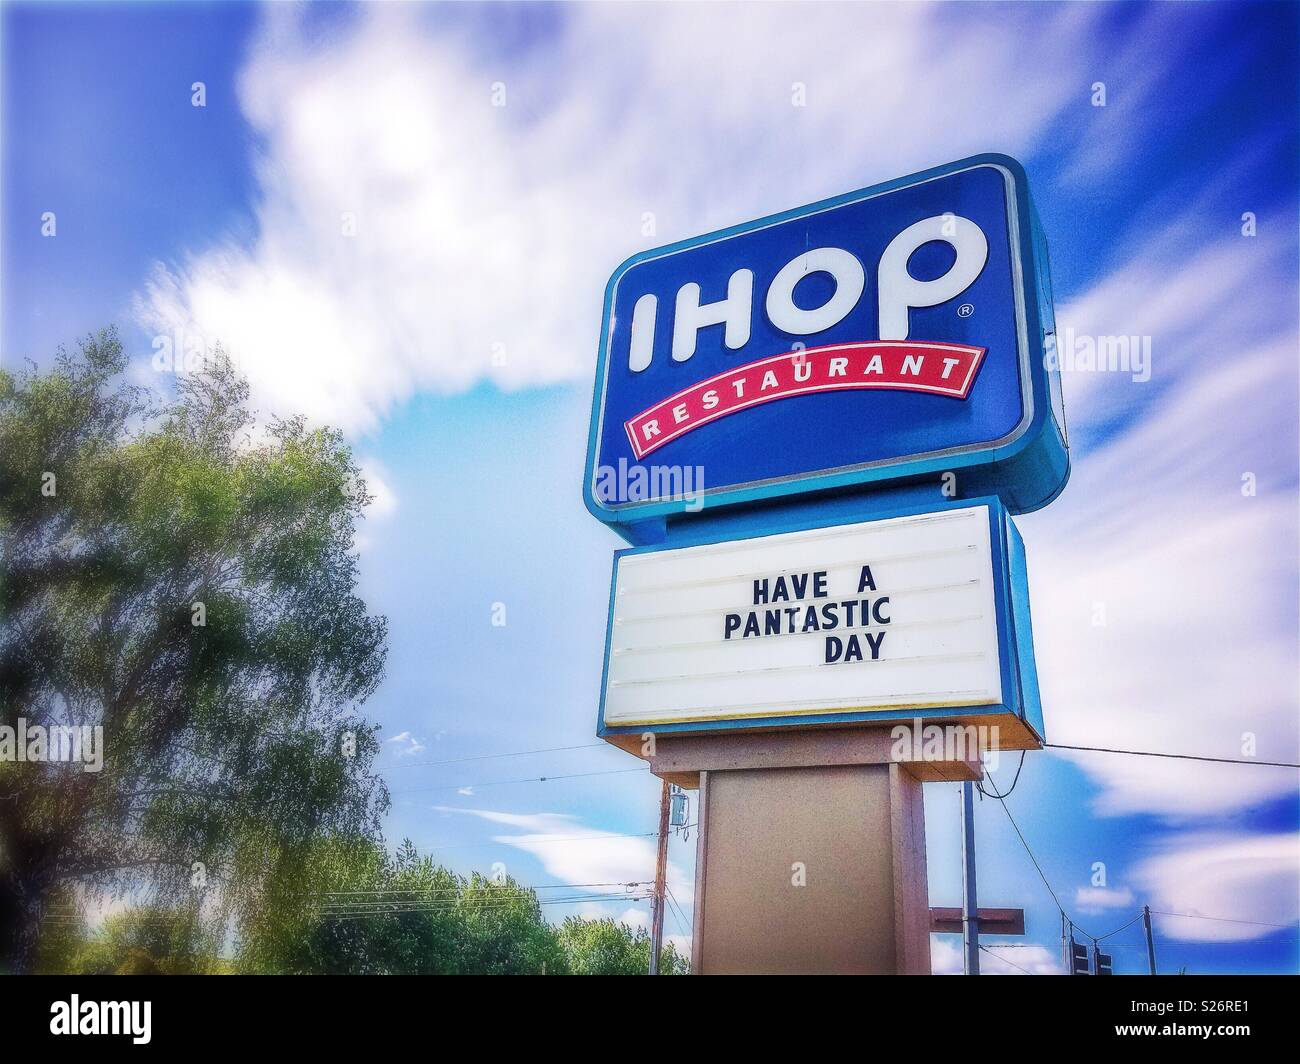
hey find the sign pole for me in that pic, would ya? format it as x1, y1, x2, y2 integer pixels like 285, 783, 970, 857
648, 777, 670, 975
961, 780, 981, 975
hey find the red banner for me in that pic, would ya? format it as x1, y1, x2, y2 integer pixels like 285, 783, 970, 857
624, 340, 987, 459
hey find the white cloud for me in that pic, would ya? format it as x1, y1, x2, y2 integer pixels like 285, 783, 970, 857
979, 944, 1066, 976
431, 807, 572, 833
666, 933, 692, 960
384, 731, 425, 757
1133, 833, 1300, 942
434, 805, 691, 901
1050, 5, 1216, 189
358, 459, 397, 520
351, 458, 396, 553
134, 2, 1111, 434
931, 936, 1063, 975
1075, 885, 1135, 913
1023, 229, 1298, 818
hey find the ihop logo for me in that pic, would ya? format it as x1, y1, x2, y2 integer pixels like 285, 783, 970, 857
621, 212, 989, 459
586, 156, 1066, 527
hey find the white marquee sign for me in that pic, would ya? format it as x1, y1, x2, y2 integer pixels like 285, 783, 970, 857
601, 506, 1004, 728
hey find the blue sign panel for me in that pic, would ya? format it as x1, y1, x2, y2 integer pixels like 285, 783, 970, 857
583, 154, 1068, 543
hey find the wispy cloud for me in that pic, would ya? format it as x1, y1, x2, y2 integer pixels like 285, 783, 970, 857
384, 731, 426, 757
1026, 227, 1297, 819
134, 2, 1109, 434
1075, 885, 1136, 913
434, 805, 691, 901
1134, 832, 1300, 942
932, 936, 1064, 976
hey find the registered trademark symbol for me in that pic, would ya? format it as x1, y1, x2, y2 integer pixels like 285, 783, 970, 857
957, 303, 974, 318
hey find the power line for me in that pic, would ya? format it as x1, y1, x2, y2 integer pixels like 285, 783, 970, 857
414, 821, 694, 855
305, 880, 651, 897
977, 750, 1026, 800
666, 886, 692, 935
390, 767, 646, 793
979, 745, 1190, 950
983, 744, 1297, 963
1094, 911, 1144, 941
318, 891, 648, 909
1045, 742, 1300, 769
989, 792, 1071, 922
1150, 909, 1296, 930
379, 743, 606, 771
420, 829, 660, 854
978, 943, 1034, 975
319, 891, 645, 906
319, 893, 650, 920
986, 791, 1121, 945
986, 792, 1295, 962
312, 885, 652, 909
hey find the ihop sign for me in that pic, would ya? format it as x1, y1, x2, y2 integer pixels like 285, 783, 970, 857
583, 155, 1068, 541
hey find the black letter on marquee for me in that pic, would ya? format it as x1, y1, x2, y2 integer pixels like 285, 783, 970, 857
872, 597, 891, 625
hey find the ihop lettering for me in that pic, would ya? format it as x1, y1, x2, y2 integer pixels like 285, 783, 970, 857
623, 214, 989, 459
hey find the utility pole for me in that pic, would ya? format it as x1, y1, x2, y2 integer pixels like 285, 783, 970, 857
1142, 904, 1157, 975
961, 780, 980, 975
648, 777, 670, 975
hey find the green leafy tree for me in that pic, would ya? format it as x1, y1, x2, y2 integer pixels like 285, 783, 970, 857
64, 903, 222, 975
239, 836, 568, 975
0, 330, 389, 972
239, 836, 690, 975
558, 915, 689, 975
29, 885, 89, 974
455, 867, 568, 975
239, 835, 453, 974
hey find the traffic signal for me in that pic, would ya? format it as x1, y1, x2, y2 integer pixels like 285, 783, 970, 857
1093, 946, 1113, 975
1070, 937, 1090, 975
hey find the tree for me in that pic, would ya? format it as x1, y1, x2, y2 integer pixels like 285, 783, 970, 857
239, 835, 454, 974
0, 330, 389, 972
239, 836, 568, 975
238, 836, 690, 975
558, 915, 689, 975
62, 903, 222, 975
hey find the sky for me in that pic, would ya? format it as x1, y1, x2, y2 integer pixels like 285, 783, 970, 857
2, 0, 1297, 974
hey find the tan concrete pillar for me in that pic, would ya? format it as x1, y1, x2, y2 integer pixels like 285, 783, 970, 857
688, 762, 930, 974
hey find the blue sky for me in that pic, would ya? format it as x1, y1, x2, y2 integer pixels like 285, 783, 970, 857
3, 0, 1297, 973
